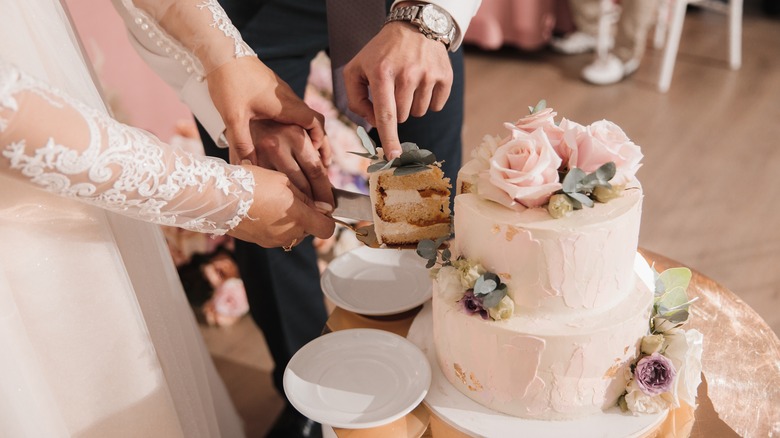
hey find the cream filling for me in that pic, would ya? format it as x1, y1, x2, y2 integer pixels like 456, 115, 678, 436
383, 189, 446, 206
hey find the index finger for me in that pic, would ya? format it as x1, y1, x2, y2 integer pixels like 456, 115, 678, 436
290, 196, 336, 239
369, 79, 402, 160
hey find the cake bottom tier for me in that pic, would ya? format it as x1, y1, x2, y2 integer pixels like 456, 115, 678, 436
432, 274, 653, 420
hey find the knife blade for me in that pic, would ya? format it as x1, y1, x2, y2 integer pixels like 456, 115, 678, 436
332, 188, 374, 222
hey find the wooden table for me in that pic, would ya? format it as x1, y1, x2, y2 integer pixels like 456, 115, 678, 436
321, 249, 780, 437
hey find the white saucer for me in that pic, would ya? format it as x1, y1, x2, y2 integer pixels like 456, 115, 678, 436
283, 328, 431, 429
405, 254, 667, 438
321, 246, 432, 315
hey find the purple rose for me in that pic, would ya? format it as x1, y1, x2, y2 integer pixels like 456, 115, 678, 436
634, 353, 677, 396
459, 290, 489, 320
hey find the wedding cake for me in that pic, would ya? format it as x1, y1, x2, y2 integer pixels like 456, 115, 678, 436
417, 102, 703, 423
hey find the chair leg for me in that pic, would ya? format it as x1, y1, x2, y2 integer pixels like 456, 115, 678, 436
658, 0, 689, 92
654, 0, 671, 50
729, 0, 743, 70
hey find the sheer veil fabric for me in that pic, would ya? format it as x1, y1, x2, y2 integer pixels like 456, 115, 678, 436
0, 1, 243, 436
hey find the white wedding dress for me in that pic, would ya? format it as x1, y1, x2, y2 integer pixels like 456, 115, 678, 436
0, 0, 257, 436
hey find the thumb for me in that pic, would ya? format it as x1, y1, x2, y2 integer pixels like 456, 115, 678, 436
224, 117, 256, 165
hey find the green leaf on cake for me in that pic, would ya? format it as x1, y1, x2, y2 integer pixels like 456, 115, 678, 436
650, 267, 698, 332
553, 162, 618, 214
529, 99, 547, 114
356, 126, 377, 157
357, 129, 439, 175
393, 164, 428, 176
416, 239, 438, 260
481, 284, 507, 309
473, 273, 500, 296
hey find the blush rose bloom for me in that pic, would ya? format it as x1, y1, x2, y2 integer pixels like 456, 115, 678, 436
477, 129, 562, 209
511, 107, 564, 153
564, 120, 643, 185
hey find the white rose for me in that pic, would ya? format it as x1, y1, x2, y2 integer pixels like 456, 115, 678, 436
624, 380, 668, 414
451, 258, 486, 289
663, 329, 704, 408
488, 295, 515, 321
472, 134, 503, 167
436, 266, 465, 302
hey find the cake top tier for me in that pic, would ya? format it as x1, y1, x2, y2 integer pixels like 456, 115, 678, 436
461, 100, 643, 218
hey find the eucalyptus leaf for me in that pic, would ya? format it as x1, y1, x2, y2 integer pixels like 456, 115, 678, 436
442, 248, 452, 262
661, 309, 690, 324
474, 275, 498, 296
481, 285, 507, 308
393, 164, 429, 176
568, 191, 594, 208
566, 193, 583, 210
532, 99, 547, 114
416, 239, 437, 259
595, 162, 616, 183
656, 285, 690, 314
367, 161, 389, 173
356, 126, 377, 156
426, 258, 436, 269
434, 235, 449, 248
348, 151, 378, 159
658, 267, 692, 293
562, 168, 586, 193
400, 142, 420, 153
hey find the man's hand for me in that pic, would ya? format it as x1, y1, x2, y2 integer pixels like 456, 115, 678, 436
250, 120, 335, 208
206, 56, 332, 168
343, 22, 453, 159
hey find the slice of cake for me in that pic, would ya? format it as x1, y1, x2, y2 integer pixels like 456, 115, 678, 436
369, 165, 451, 245
352, 127, 451, 246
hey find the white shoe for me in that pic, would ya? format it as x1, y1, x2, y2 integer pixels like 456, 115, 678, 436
581, 54, 639, 85
550, 32, 598, 55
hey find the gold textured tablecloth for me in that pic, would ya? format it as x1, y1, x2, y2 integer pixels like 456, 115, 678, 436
323, 249, 780, 437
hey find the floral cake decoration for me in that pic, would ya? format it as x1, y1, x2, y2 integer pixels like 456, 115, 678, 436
417, 237, 514, 321
620, 267, 703, 415
350, 126, 442, 176
469, 100, 643, 218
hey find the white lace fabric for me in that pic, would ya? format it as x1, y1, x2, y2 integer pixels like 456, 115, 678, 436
0, 61, 253, 235
115, 0, 255, 77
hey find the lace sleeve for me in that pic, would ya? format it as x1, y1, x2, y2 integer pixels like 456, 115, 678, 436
112, 0, 255, 80
0, 60, 253, 235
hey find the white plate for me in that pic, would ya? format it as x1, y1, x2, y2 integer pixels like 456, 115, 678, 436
404, 253, 667, 438
321, 246, 432, 315
284, 328, 431, 429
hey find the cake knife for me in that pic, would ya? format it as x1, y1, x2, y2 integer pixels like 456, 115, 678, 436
332, 188, 373, 222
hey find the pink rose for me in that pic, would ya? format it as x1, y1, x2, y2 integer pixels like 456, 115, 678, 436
477, 129, 562, 209
203, 278, 249, 327
567, 120, 643, 185
556, 118, 587, 168
511, 107, 564, 155
513, 107, 557, 132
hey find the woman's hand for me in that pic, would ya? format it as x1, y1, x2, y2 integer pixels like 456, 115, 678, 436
227, 165, 335, 249
207, 56, 334, 207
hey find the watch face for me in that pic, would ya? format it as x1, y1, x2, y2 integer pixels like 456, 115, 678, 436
421, 5, 452, 35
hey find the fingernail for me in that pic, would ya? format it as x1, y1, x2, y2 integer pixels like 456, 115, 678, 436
314, 201, 334, 214
240, 159, 252, 165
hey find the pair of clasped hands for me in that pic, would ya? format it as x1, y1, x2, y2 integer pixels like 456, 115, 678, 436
211, 23, 454, 249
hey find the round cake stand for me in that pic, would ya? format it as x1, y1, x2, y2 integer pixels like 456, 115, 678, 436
406, 303, 667, 438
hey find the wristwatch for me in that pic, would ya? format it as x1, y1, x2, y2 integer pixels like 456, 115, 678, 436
385, 3, 456, 50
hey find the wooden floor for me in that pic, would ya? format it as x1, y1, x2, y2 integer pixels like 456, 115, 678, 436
202, 4, 780, 436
